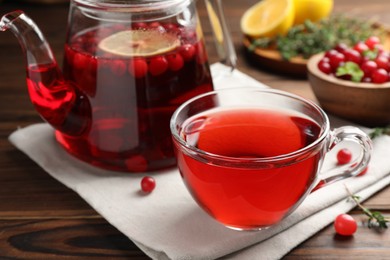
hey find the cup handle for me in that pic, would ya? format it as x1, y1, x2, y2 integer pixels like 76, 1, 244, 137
312, 126, 373, 191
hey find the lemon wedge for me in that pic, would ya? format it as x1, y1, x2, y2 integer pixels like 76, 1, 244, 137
293, 0, 333, 25
98, 29, 180, 57
241, 0, 294, 38
206, 0, 223, 43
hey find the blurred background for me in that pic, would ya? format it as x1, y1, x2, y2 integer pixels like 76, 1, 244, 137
2, 0, 69, 4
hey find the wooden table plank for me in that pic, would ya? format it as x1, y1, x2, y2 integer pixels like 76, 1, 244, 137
0, 219, 143, 259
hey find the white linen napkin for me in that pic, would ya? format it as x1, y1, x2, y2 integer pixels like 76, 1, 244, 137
8, 63, 390, 260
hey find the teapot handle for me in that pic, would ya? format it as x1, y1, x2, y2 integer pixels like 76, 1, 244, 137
205, 0, 237, 69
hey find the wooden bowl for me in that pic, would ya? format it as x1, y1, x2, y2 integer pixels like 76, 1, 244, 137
307, 53, 390, 127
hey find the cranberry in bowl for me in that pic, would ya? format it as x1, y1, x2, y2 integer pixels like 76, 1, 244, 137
307, 39, 390, 127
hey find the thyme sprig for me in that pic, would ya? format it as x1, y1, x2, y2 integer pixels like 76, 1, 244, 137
345, 185, 389, 229
369, 126, 390, 139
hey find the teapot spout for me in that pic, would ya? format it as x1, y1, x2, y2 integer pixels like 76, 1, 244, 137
1, 11, 90, 136
1, 10, 57, 69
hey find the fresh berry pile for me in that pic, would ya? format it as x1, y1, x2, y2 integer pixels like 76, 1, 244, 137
317, 36, 390, 83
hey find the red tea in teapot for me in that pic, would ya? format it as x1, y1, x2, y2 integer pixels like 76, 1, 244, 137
2, 0, 238, 173
27, 22, 213, 172
175, 108, 322, 228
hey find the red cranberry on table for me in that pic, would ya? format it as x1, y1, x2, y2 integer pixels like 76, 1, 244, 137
334, 213, 358, 236
141, 176, 156, 193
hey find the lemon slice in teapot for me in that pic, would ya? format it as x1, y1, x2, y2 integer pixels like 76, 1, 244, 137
98, 29, 180, 57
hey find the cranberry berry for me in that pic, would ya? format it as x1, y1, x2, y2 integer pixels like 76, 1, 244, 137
180, 44, 196, 61
353, 42, 369, 54
318, 59, 332, 74
334, 213, 358, 236
167, 53, 184, 71
141, 176, 156, 193
365, 36, 381, 50
329, 52, 345, 70
337, 148, 352, 164
149, 56, 168, 76
343, 49, 362, 64
360, 60, 377, 77
371, 68, 388, 83
129, 58, 148, 78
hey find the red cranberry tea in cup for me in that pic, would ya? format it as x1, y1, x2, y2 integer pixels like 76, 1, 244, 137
171, 88, 372, 231
176, 107, 322, 229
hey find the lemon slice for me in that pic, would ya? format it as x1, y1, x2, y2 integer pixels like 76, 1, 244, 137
293, 0, 333, 25
98, 29, 180, 57
206, 0, 223, 43
241, 0, 294, 38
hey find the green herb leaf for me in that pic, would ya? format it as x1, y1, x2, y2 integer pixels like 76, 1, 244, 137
345, 185, 389, 230
369, 126, 390, 139
336, 62, 364, 82
363, 49, 379, 60
249, 38, 272, 51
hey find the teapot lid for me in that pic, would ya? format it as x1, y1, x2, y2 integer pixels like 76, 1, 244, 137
74, 0, 191, 12
73, 0, 192, 21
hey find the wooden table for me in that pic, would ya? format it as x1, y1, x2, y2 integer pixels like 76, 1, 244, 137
0, 0, 389, 258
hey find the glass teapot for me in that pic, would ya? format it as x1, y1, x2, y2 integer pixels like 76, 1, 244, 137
0, 0, 236, 172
